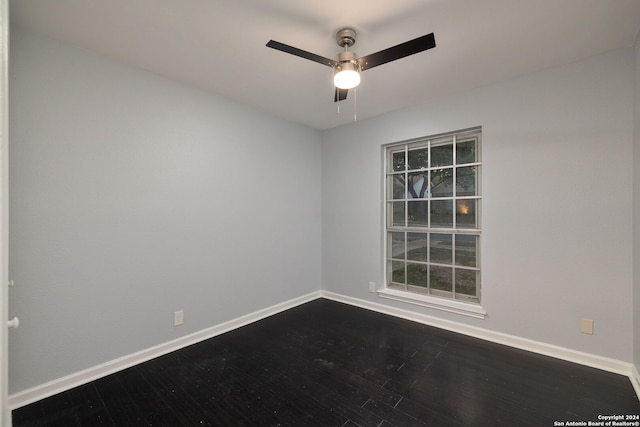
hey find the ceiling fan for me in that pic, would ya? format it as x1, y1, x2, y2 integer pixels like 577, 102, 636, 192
266, 28, 436, 102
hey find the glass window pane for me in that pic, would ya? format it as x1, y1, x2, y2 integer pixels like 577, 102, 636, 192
407, 263, 428, 288
391, 150, 405, 172
456, 139, 476, 164
456, 200, 477, 229
389, 260, 405, 285
431, 144, 453, 167
430, 200, 453, 228
407, 200, 428, 227
430, 233, 452, 264
407, 233, 428, 261
389, 174, 405, 200
455, 268, 477, 298
456, 166, 476, 196
455, 234, 477, 267
408, 147, 429, 170
388, 202, 405, 227
431, 169, 453, 198
408, 173, 428, 199
390, 232, 405, 259
430, 265, 452, 294
385, 129, 480, 303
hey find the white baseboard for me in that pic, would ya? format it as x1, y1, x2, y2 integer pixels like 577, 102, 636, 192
8, 291, 321, 410
320, 291, 636, 378
9, 290, 638, 410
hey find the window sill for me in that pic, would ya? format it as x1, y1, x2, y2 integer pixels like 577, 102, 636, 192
377, 288, 487, 319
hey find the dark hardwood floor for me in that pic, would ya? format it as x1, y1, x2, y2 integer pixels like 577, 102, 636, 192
12, 298, 640, 426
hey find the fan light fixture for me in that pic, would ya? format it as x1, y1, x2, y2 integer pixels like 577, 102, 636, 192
333, 40, 360, 90
334, 62, 360, 89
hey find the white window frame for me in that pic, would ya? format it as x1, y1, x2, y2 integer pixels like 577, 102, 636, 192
380, 127, 486, 319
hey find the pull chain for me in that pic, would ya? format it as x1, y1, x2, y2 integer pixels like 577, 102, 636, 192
335, 88, 358, 120
353, 87, 357, 122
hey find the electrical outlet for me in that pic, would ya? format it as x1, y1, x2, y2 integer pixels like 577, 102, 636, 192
580, 318, 593, 335
368, 282, 376, 293
174, 310, 184, 327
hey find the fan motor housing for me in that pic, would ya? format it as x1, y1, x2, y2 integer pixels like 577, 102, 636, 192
337, 50, 357, 63
335, 51, 359, 73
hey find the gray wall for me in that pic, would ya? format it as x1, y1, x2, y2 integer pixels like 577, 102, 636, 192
9, 29, 322, 393
322, 47, 635, 362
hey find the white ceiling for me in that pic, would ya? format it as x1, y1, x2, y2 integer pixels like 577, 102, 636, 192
10, 0, 640, 130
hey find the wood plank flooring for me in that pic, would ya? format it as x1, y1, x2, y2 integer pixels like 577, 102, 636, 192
12, 298, 640, 426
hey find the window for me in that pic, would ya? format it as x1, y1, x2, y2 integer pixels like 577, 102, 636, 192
383, 128, 483, 316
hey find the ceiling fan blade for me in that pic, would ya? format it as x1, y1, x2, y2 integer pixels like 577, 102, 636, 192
266, 40, 338, 68
334, 87, 348, 102
357, 33, 436, 71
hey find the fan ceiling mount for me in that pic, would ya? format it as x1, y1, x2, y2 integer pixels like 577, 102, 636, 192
335, 28, 356, 48
266, 28, 436, 102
